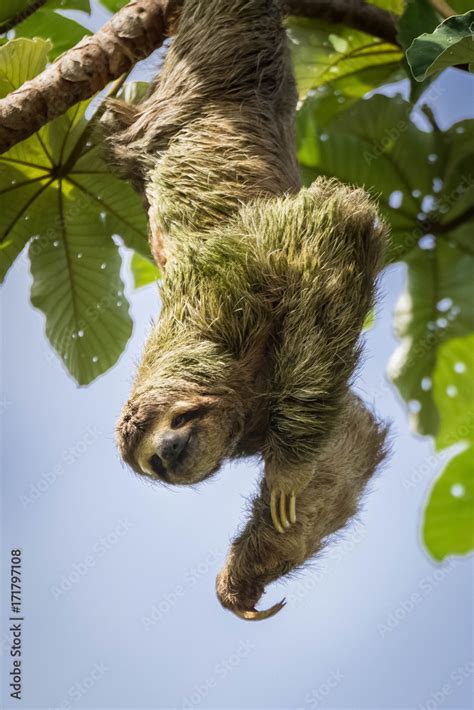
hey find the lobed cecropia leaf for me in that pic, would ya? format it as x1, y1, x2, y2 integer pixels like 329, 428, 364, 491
0, 38, 150, 385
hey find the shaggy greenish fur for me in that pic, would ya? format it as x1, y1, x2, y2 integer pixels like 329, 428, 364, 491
106, 0, 389, 619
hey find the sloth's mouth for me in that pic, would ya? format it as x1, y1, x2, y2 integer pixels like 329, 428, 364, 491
148, 434, 193, 482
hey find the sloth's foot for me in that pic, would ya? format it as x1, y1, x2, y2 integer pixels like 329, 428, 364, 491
216, 567, 285, 621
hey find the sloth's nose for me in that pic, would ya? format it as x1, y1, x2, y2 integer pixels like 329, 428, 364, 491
158, 431, 189, 465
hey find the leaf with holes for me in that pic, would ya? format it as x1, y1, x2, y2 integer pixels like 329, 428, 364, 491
29, 186, 132, 384
388, 242, 474, 437
432, 334, 474, 450
0, 39, 149, 384
423, 446, 474, 560
407, 11, 474, 81
297, 94, 474, 441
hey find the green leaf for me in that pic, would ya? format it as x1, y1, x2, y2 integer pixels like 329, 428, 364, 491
97, 0, 127, 11
46, 0, 90, 11
131, 252, 160, 289
0, 36, 51, 97
0, 163, 53, 280
423, 446, 474, 560
296, 94, 474, 444
0, 38, 149, 384
16, 9, 91, 59
388, 241, 474, 436
433, 335, 474, 450
117, 80, 149, 105
286, 16, 402, 98
29, 186, 132, 386
397, 0, 441, 102
397, 0, 441, 50
0, 0, 89, 24
450, 0, 474, 12
0, 0, 29, 23
371, 0, 404, 11
406, 11, 474, 81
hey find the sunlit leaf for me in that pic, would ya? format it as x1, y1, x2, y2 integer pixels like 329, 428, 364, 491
0, 36, 50, 97
433, 335, 474, 450
423, 446, 474, 560
287, 16, 401, 98
131, 252, 160, 289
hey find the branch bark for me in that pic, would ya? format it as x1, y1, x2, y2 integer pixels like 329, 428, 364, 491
0, 0, 398, 155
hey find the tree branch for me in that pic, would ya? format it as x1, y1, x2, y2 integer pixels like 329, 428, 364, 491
0, 0, 398, 155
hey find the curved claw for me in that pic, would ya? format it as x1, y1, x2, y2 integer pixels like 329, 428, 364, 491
270, 489, 297, 533
230, 598, 286, 621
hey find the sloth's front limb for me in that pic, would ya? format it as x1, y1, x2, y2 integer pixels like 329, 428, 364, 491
217, 394, 388, 619
240, 177, 387, 531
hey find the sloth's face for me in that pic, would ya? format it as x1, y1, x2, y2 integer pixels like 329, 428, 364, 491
117, 393, 241, 485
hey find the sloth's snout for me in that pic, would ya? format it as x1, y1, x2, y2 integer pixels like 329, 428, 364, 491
157, 431, 190, 466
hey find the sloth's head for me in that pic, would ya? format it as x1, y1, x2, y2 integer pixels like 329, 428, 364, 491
116, 384, 245, 486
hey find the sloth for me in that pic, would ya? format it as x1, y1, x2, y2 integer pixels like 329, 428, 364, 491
104, 0, 389, 619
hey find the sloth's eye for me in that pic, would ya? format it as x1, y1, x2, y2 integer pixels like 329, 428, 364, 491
171, 409, 200, 429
